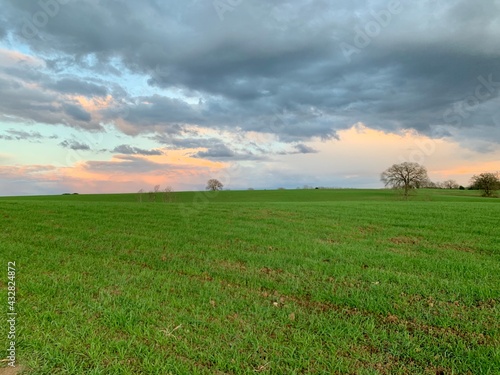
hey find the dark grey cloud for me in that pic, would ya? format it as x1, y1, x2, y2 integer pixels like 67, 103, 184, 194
113, 95, 203, 132
46, 78, 108, 97
112, 144, 163, 156
62, 103, 92, 122
3, 66, 45, 82
277, 143, 318, 156
153, 135, 266, 160
59, 140, 90, 150
293, 144, 317, 154
192, 146, 265, 160
0, 70, 102, 130
153, 135, 229, 150
1, 0, 500, 147
0, 129, 43, 141
194, 144, 235, 158
3, 64, 123, 99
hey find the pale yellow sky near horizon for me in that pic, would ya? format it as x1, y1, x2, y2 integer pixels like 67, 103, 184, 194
1, 122, 498, 196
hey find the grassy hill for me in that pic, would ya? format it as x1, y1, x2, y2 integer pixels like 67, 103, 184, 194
1, 189, 499, 374
2, 187, 496, 203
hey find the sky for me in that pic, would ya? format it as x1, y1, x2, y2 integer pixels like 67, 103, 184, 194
0, 0, 499, 196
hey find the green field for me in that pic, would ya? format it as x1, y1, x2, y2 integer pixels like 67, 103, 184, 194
1, 189, 499, 374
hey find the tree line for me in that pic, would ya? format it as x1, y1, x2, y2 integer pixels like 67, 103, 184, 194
381, 162, 500, 197
136, 164, 498, 201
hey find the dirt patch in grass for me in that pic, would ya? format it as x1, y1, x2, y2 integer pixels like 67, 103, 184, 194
101, 285, 123, 296
358, 225, 380, 234
0, 366, 25, 375
381, 313, 493, 345
389, 236, 419, 245
218, 260, 247, 272
316, 237, 341, 245
176, 270, 214, 283
339, 343, 453, 375
260, 289, 362, 316
439, 243, 475, 253
259, 288, 495, 347
260, 267, 284, 275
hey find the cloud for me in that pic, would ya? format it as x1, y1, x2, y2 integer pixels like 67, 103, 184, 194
0, 69, 102, 130
59, 140, 90, 150
276, 143, 319, 155
292, 144, 317, 154
112, 144, 163, 156
0, 164, 62, 196
153, 135, 222, 149
83, 155, 164, 173
62, 103, 92, 122
192, 143, 266, 160
193, 143, 235, 158
0, 129, 44, 141
1, 0, 500, 196
80, 154, 216, 177
153, 135, 266, 160
0, 0, 498, 148
45, 78, 108, 97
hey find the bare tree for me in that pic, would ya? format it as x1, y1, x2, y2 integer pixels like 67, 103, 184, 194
381, 162, 429, 197
206, 179, 223, 191
163, 186, 175, 202
442, 179, 459, 189
470, 173, 500, 197
154, 185, 161, 193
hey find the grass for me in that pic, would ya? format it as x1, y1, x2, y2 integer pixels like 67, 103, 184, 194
1, 189, 499, 374
0, 188, 493, 204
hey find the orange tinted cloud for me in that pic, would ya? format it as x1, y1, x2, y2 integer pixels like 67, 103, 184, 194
59, 152, 226, 193
0, 48, 44, 67
0, 147, 229, 195
73, 95, 115, 113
